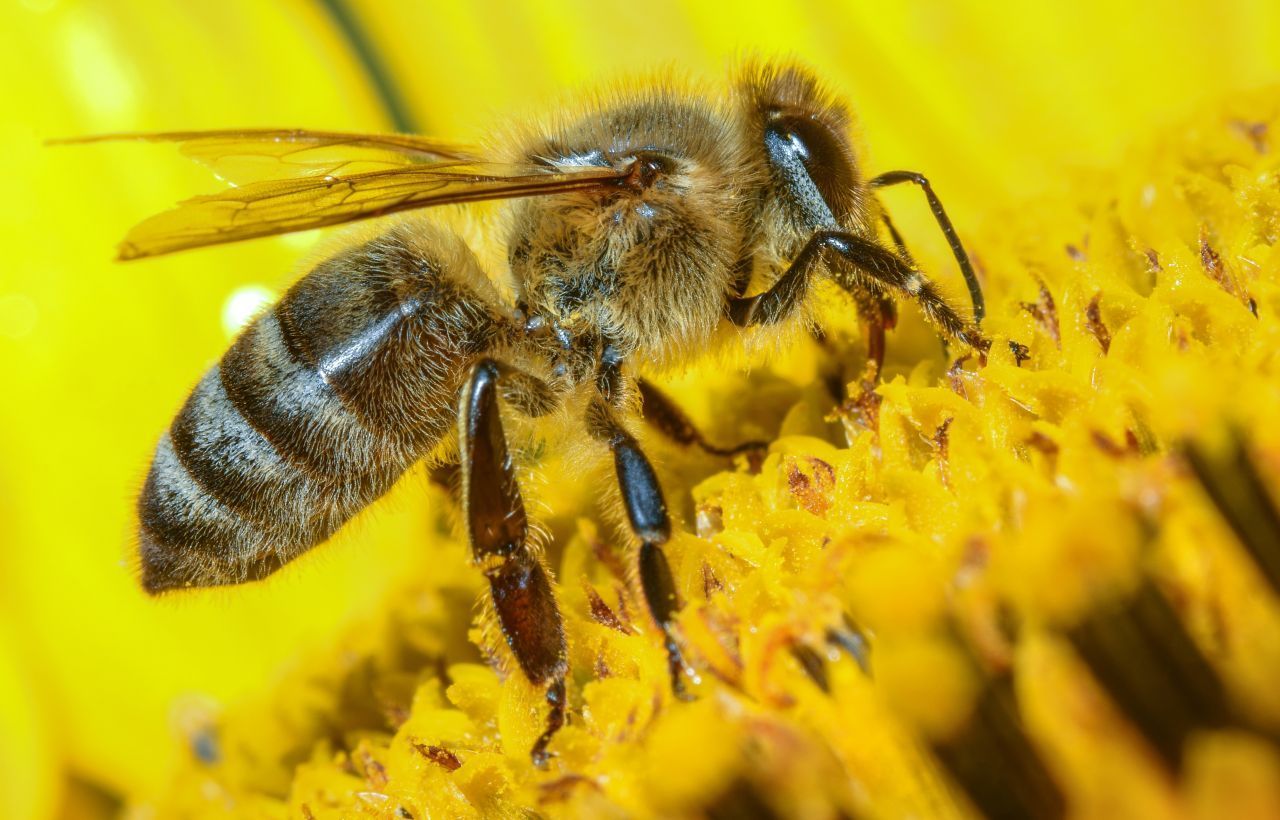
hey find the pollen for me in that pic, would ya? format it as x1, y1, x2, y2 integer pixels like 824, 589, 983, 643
134, 89, 1280, 819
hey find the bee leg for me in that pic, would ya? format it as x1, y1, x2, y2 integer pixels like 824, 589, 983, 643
864, 299, 891, 376
636, 377, 767, 461
729, 230, 986, 352
824, 232, 985, 350
870, 170, 985, 324
847, 285, 897, 378
459, 359, 567, 767
585, 396, 691, 699
862, 207, 910, 373
492, 360, 562, 417
433, 363, 560, 505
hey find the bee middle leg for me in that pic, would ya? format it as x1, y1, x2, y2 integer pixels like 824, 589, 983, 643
459, 358, 567, 767
585, 395, 691, 698
636, 377, 767, 460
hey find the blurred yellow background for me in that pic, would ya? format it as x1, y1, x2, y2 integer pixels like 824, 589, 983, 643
2, 1, 1279, 817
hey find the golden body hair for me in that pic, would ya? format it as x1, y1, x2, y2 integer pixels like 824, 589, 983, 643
137, 61, 940, 592
121, 65, 982, 750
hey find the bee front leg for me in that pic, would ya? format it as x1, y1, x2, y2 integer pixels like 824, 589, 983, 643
730, 231, 986, 352
459, 359, 567, 768
585, 395, 691, 699
862, 205, 910, 374
847, 286, 897, 379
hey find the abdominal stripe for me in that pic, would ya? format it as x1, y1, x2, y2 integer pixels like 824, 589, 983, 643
168, 366, 316, 536
218, 311, 389, 482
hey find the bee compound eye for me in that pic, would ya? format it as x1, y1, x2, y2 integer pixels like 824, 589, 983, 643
766, 114, 856, 216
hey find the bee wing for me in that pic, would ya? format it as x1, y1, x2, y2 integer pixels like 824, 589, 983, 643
113, 162, 630, 260
50, 128, 482, 186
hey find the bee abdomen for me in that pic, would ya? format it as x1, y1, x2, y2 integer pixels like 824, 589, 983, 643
139, 226, 499, 593
138, 429, 296, 591
168, 369, 308, 528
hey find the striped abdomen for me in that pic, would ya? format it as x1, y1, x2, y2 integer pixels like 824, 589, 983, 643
138, 228, 499, 592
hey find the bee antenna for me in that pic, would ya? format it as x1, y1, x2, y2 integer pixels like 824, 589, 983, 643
871, 171, 985, 324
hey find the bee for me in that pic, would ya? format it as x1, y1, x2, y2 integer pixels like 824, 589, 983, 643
66, 61, 985, 764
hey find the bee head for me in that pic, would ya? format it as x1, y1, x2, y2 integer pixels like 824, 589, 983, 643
738, 62, 872, 253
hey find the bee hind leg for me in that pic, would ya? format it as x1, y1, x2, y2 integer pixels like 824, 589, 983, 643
431, 361, 561, 504
459, 359, 567, 768
586, 395, 692, 700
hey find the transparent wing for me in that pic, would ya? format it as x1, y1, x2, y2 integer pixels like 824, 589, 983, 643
114, 162, 629, 260
50, 128, 482, 185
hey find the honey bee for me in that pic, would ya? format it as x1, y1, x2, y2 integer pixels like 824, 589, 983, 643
67, 61, 985, 764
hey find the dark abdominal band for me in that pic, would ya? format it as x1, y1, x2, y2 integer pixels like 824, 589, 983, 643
137, 243, 495, 592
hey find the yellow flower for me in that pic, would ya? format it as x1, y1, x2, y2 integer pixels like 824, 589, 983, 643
5, 1, 1280, 818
